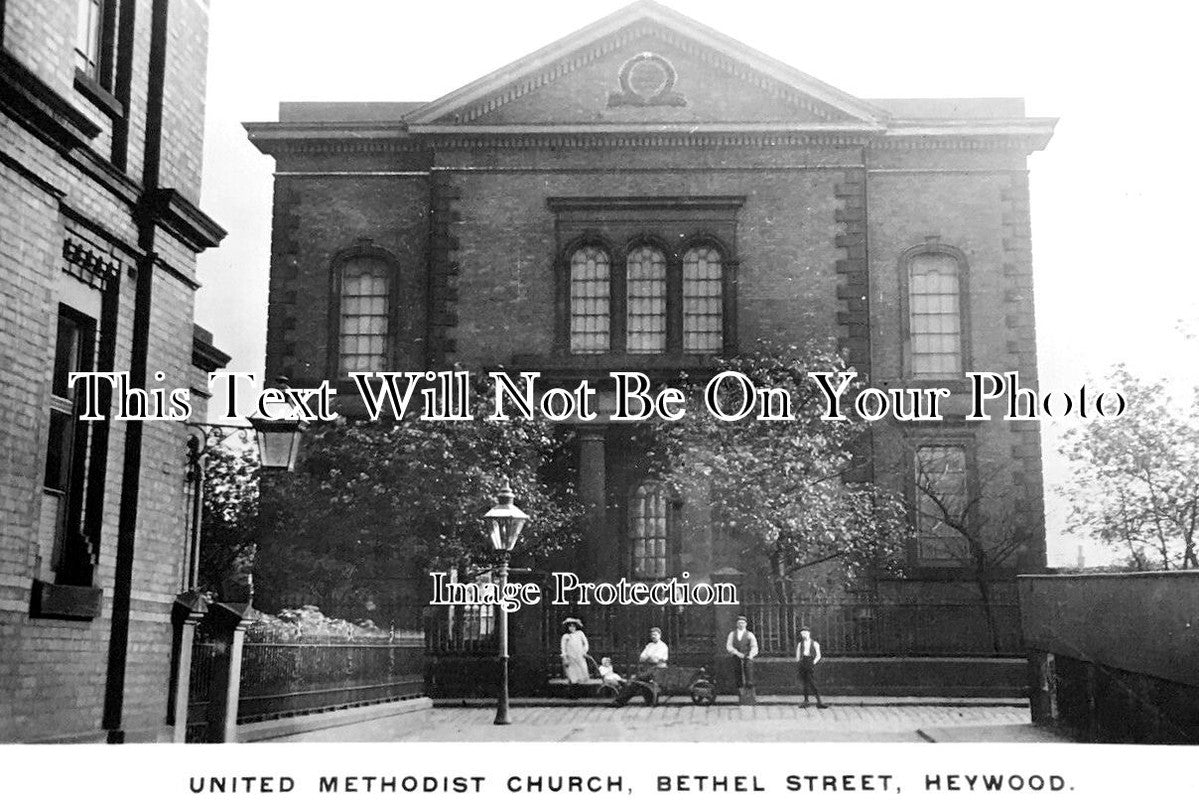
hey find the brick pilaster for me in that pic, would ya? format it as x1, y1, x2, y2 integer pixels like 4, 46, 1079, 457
426, 175, 460, 367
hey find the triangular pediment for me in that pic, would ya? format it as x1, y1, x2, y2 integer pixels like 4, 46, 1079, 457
405, 1, 886, 129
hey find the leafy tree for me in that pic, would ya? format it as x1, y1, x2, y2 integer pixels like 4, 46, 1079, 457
225, 401, 582, 623
196, 435, 260, 595
912, 456, 1033, 653
1060, 366, 1199, 570
649, 343, 908, 594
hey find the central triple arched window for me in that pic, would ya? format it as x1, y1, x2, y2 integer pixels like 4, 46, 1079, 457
682, 245, 723, 353
625, 245, 667, 353
566, 238, 729, 356
569, 245, 611, 354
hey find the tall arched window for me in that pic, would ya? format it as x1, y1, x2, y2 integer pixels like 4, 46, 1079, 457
337, 258, 390, 372
569, 245, 611, 354
908, 251, 963, 377
625, 245, 667, 353
682, 245, 723, 353
629, 481, 669, 578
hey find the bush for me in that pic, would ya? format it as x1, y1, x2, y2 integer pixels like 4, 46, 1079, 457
247, 605, 388, 643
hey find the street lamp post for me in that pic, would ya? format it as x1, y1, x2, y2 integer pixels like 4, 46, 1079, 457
183, 396, 307, 590
483, 479, 528, 726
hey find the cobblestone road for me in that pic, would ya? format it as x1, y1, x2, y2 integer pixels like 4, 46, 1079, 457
273, 702, 1052, 743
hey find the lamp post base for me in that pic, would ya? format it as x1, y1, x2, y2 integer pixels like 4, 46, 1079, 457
494, 555, 511, 725
494, 655, 510, 726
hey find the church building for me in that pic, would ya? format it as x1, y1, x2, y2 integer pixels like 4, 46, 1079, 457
246, 0, 1054, 647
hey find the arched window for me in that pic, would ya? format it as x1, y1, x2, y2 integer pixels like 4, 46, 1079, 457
915, 444, 968, 562
629, 481, 669, 578
682, 245, 723, 353
625, 245, 667, 353
908, 251, 963, 377
569, 245, 611, 354
337, 258, 390, 372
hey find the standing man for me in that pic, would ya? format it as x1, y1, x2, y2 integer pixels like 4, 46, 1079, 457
795, 626, 828, 709
725, 615, 759, 692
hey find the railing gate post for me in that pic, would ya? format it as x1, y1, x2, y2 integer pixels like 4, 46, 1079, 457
168, 589, 209, 742
204, 601, 253, 743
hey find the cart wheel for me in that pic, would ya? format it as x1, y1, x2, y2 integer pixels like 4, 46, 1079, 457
598, 685, 617, 700
691, 680, 716, 705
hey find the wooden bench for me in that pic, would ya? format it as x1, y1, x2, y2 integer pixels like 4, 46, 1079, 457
546, 654, 619, 699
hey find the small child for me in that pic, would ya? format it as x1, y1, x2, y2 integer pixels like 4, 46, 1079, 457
598, 657, 625, 689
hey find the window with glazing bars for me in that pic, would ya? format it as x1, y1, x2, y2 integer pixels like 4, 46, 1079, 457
626, 245, 667, 353
909, 252, 962, 377
338, 259, 390, 372
44, 307, 96, 581
682, 246, 723, 353
630, 481, 669, 578
915, 445, 967, 561
569, 245, 610, 353
74, 0, 105, 78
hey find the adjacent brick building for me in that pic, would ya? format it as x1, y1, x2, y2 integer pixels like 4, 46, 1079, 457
247, 2, 1054, 645
0, 0, 225, 741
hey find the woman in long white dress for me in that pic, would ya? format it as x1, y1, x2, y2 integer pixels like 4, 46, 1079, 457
560, 618, 590, 683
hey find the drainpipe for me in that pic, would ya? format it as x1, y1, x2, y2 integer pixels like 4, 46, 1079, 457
102, 0, 170, 744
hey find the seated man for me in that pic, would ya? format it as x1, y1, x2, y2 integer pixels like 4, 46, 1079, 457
612, 627, 669, 707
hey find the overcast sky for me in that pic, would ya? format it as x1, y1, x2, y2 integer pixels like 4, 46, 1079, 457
194, 0, 1199, 568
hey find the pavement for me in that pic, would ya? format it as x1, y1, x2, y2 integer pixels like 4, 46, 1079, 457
265, 697, 1073, 743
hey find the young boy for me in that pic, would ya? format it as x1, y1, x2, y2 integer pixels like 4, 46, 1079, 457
795, 626, 829, 709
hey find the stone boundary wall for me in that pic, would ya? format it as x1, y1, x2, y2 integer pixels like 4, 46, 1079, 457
1019, 572, 1199, 743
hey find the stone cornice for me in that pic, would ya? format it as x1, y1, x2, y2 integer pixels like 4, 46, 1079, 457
192, 333, 231, 373
141, 187, 227, 253
245, 121, 423, 156
411, 121, 883, 135
244, 119, 1055, 154
876, 118, 1057, 153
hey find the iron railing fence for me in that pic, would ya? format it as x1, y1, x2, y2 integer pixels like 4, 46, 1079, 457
425, 601, 708, 671
424, 595, 1021, 662
740, 593, 1023, 657
186, 629, 424, 740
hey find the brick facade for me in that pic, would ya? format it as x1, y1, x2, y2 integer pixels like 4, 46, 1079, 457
0, 0, 225, 742
248, 3, 1053, 610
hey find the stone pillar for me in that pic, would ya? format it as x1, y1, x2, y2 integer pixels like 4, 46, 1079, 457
204, 601, 253, 743
167, 590, 208, 743
577, 426, 609, 579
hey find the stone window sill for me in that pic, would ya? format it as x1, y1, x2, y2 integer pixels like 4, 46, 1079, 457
74, 68, 124, 120
30, 579, 103, 620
